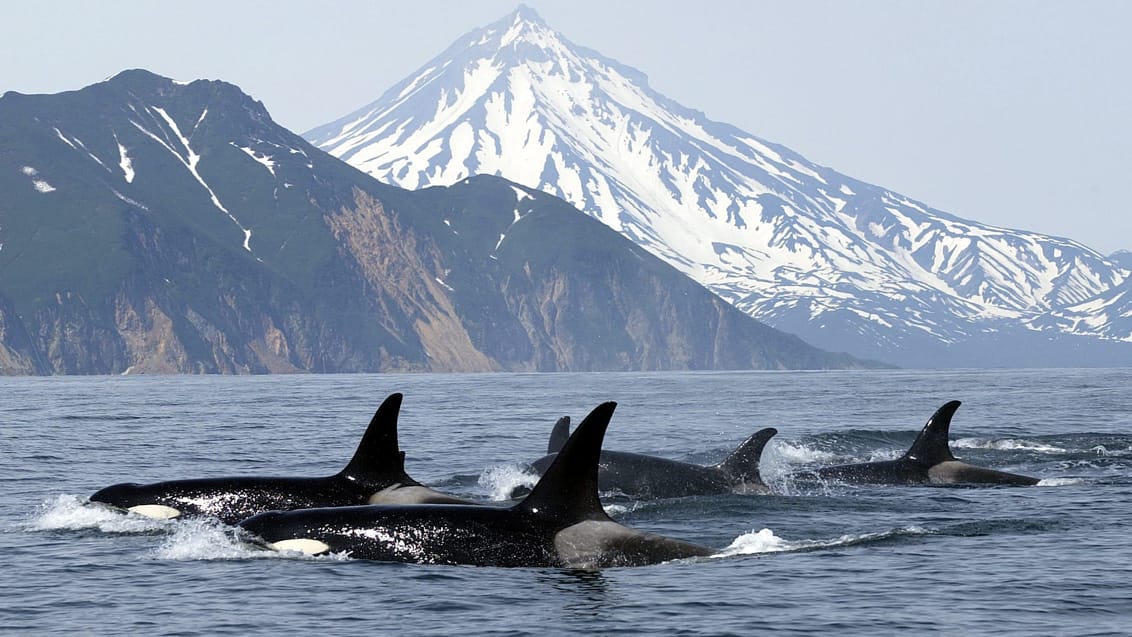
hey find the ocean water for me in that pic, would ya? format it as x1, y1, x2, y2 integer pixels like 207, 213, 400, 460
3, 369, 1130, 635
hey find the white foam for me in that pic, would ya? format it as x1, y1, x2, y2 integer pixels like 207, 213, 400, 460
769, 472, 850, 497
866, 449, 903, 462
150, 518, 260, 560
715, 526, 932, 559
1088, 445, 1130, 457
601, 501, 646, 517
478, 463, 540, 501
1036, 477, 1084, 487
715, 528, 792, 556
769, 440, 837, 465
148, 519, 351, 562
954, 437, 1067, 453
603, 504, 629, 516
762, 440, 899, 486
26, 494, 169, 534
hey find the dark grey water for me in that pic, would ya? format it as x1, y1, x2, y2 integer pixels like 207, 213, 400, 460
3, 369, 1130, 635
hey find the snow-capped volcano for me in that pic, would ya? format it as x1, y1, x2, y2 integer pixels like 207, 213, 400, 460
308, 5, 1131, 366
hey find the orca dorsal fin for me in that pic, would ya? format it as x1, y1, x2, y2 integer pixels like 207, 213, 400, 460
338, 392, 415, 485
547, 416, 571, 454
902, 400, 961, 465
517, 402, 616, 524
715, 427, 778, 483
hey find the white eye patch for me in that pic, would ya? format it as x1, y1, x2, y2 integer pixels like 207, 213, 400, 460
368, 484, 435, 504
127, 504, 182, 520
270, 539, 331, 556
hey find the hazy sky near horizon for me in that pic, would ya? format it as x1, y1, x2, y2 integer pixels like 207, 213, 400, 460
3, 1, 1129, 254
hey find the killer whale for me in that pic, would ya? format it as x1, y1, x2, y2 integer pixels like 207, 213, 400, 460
238, 402, 716, 568
509, 416, 777, 499
89, 393, 472, 524
800, 400, 1040, 486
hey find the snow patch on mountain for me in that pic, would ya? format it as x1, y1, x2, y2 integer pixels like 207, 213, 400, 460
21, 165, 56, 193
232, 143, 277, 176
115, 134, 135, 183
111, 188, 148, 211
53, 127, 115, 174
128, 103, 252, 251
306, 7, 1132, 361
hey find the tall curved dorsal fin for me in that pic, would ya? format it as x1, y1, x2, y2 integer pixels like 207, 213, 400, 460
715, 427, 778, 483
338, 392, 414, 484
547, 416, 571, 454
516, 402, 616, 524
902, 400, 961, 465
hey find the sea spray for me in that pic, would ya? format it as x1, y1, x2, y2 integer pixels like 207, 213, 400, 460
27, 494, 169, 534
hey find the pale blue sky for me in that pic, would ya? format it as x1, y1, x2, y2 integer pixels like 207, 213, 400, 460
3, 1, 1129, 254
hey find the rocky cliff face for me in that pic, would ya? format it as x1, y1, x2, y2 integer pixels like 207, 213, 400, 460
0, 293, 40, 374
325, 189, 494, 372
0, 70, 875, 374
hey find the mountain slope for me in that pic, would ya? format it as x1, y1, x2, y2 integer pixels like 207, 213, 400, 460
0, 70, 868, 374
307, 6, 1131, 367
